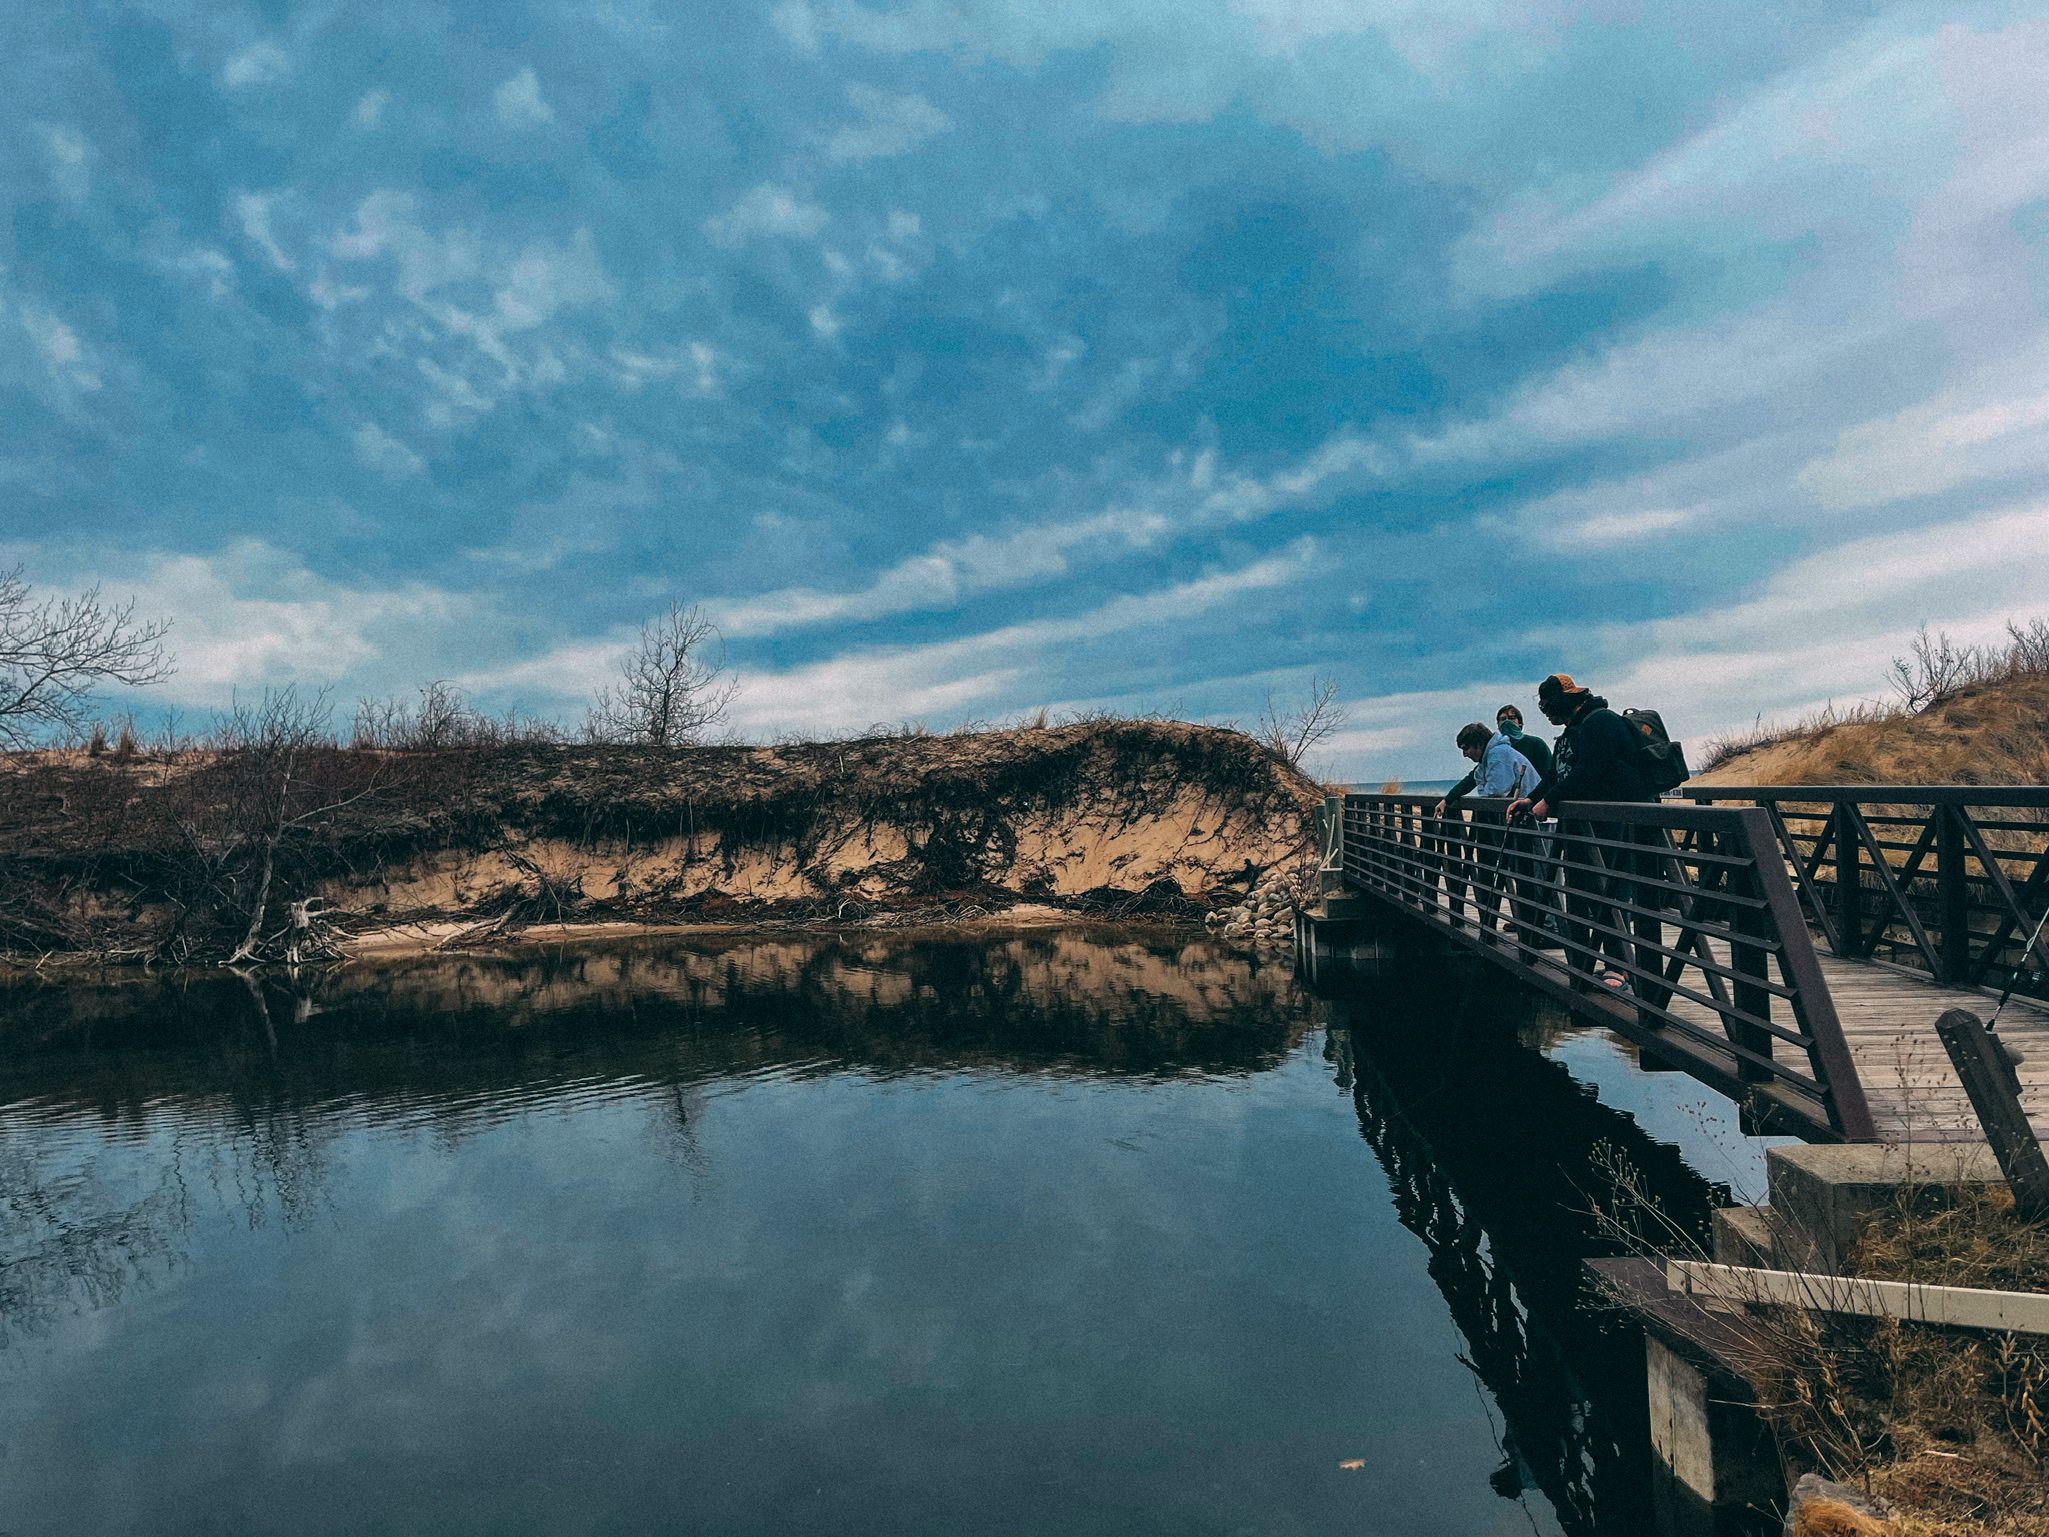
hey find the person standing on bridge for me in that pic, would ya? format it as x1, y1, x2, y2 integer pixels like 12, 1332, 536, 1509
1508, 675, 1660, 996
1433, 706, 1553, 817
1437, 721, 1545, 943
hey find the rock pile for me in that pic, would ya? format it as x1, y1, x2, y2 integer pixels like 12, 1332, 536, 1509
1204, 867, 1314, 951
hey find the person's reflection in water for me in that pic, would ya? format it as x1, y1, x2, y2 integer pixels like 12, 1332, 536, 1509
1321, 1023, 1354, 1093
1489, 1424, 1535, 1501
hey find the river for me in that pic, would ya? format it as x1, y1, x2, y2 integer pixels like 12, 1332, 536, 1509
0, 930, 1778, 1536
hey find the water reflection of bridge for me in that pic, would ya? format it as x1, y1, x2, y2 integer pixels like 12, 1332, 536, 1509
1322, 974, 1732, 1537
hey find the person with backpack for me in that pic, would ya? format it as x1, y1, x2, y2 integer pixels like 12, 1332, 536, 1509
1507, 675, 1677, 996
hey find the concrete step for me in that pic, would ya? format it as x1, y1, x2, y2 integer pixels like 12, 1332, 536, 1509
1764, 1142, 2007, 1271
1709, 1204, 1777, 1268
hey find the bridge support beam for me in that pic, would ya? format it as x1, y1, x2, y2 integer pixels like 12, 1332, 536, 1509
1293, 895, 1401, 986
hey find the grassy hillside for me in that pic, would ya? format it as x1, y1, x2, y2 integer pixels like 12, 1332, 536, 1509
1700, 620, 2049, 786
1, 719, 1322, 965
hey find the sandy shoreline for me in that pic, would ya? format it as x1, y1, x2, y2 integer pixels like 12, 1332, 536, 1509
335, 902, 1133, 958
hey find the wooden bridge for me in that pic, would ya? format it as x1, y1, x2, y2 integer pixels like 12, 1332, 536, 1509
1317, 787, 2049, 1144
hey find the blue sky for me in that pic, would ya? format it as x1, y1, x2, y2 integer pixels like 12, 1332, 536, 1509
5, 1, 2049, 778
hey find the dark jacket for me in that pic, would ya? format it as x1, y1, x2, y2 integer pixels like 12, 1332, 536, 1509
1533, 694, 1656, 806
1446, 729, 1553, 801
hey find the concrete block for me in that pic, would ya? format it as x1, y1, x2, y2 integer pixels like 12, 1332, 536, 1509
1645, 1338, 1780, 1511
1710, 1203, 1824, 1273
1766, 1142, 2007, 1272
1710, 1205, 1778, 1268
1647, 1337, 1715, 1502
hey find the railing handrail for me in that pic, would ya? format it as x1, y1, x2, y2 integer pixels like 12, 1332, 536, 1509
1346, 793, 1761, 831
1336, 790, 1876, 1140
1686, 784, 2049, 807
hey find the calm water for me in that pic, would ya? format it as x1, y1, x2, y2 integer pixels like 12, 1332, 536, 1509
0, 931, 1774, 1537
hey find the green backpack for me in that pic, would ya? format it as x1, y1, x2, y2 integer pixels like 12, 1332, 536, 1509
1623, 708, 1691, 792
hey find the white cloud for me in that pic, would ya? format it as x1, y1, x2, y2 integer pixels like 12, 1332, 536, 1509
354, 422, 425, 479
170, 246, 237, 300
330, 191, 481, 298
608, 341, 720, 395
724, 543, 1316, 736
351, 89, 389, 130
49, 540, 475, 704
222, 41, 291, 89
1494, 435, 1806, 551
1068, 357, 1158, 433
493, 67, 555, 129
19, 306, 101, 392
704, 183, 829, 246
807, 303, 844, 339
417, 357, 494, 428
492, 229, 610, 330
826, 84, 951, 161
469, 546, 1313, 735
38, 124, 92, 202
771, 1, 822, 52
1797, 368, 2049, 512
236, 191, 295, 272
708, 423, 1385, 641
1546, 507, 1697, 546
1191, 429, 1389, 520
1577, 500, 2049, 747
1411, 288, 1893, 468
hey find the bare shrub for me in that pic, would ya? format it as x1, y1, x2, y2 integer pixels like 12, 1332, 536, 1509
0, 566, 172, 749
152, 688, 397, 964
350, 680, 551, 750
584, 603, 736, 747
1993, 617, 2049, 681
1891, 626, 1984, 712
1258, 674, 1348, 767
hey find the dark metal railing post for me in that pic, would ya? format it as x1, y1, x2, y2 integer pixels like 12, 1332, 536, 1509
1728, 875, 1776, 1083
1832, 800, 1861, 956
1321, 794, 1346, 898
1937, 805, 1971, 985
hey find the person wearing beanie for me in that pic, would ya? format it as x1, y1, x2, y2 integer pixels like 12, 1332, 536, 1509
1507, 674, 1661, 995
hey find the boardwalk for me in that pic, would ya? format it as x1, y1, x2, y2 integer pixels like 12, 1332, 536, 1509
1329, 788, 2049, 1144
1812, 953, 2049, 1142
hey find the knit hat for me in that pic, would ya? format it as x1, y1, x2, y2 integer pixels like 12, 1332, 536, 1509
1536, 673, 1588, 707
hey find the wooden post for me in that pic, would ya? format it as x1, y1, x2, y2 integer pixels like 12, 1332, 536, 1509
1834, 802, 1861, 956
1938, 806, 1971, 985
1936, 1008, 2049, 1221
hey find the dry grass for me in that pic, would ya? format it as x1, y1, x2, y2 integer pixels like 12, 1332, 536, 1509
1590, 1147, 2049, 1537
1849, 1187, 2049, 1297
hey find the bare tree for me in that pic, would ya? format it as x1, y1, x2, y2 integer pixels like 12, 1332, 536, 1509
162, 687, 386, 965
1888, 626, 1980, 713
0, 566, 172, 749
585, 602, 737, 746
1258, 674, 1349, 767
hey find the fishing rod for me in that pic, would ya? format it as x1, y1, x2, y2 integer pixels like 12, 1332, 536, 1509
1987, 896, 2049, 1033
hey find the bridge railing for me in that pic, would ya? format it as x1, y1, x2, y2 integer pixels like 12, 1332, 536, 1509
1337, 793, 1874, 1140
1684, 787, 2049, 1001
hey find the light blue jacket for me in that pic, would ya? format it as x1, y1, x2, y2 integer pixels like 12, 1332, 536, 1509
1472, 732, 1539, 798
